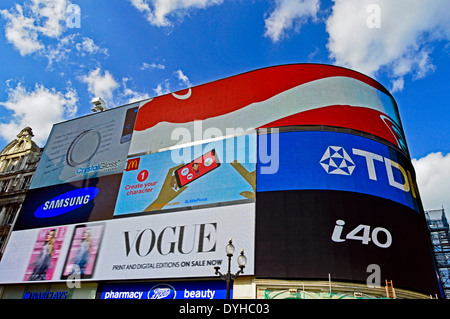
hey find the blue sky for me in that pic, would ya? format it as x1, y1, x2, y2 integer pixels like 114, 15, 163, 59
0, 0, 449, 213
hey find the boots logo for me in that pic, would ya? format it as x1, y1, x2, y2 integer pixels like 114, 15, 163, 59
320, 146, 355, 176
148, 284, 176, 299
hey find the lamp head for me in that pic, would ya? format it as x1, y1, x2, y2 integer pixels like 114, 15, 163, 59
225, 238, 235, 256
237, 249, 247, 270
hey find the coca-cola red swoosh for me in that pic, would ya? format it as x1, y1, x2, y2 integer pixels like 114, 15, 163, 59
129, 64, 407, 156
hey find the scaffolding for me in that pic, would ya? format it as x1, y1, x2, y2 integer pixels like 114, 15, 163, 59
425, 208, 450, 299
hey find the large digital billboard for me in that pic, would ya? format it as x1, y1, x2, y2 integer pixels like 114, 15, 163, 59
130, 64, 407, 156
257, 130, 421, 212
255, 190, 441, 295
29, 103, 139, 189
0, 203, 255, 283
1, 64, 436, 295
114, 133, 256, 216
13, 173, 122, 231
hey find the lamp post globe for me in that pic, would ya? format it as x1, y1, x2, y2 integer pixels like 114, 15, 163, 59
226, 239, 235, 256
214, 239, 247, 299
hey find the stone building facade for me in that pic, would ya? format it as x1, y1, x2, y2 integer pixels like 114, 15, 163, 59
0, 127, 42, 258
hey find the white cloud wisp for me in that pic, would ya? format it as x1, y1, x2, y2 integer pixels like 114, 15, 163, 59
326, 0, 450, 92
129, 0, 224, 27
0, 83, 78, 146
264, 0, 320, 43
413, 152, 450, 213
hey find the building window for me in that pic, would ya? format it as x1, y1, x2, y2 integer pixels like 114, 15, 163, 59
8, 160, 17, 171
0, 236, 6, 254
1, 180, 10, 192
21, 175, 32, 190
5, 208, 17, 225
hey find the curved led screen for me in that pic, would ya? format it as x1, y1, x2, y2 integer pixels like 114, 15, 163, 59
255, 190, 441, 295
130, 64, 407, 156
257, 130, 420, 212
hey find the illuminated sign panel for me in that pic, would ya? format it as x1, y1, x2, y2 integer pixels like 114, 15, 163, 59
30, 103, 139, 189
100, 281, 228, 299
14, 174, 122, 231
0, 203, 255, 283
257, 131, 420, 212
130, 64, 407, 156
114, 133, 256, 216
255, 190, 441, 295
1, 64, 438, 294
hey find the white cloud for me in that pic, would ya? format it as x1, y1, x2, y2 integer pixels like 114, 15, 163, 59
152, 69, 192, 96
129, 0, 223, 27
1, 0, 69, 56
174, 69, 192, 87
1, 1, 107, 67
412, 152, 450, 213
326, 0, 450, 90
0, 82, 78, 146
45, 35, 108, 67
140, 62, 165, 70
121, 78, 151, 104
76, 37, 109, 56
30, 0, 68, 38
81, 68, 119, 102
390, 77, 404, 93
264, 0, 320, 43
0, 4, 44, 55
153, 80, 171, 96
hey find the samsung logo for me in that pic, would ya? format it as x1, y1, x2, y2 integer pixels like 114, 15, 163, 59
34, 187, 99, 218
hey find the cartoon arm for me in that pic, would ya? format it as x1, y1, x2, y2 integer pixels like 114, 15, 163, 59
144, 164, 188, 211
230, 160, 256, 199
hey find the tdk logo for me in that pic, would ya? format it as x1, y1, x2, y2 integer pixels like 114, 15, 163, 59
320, 146, 418, 197
320, 146, 355, 176
34, 187, 99, 218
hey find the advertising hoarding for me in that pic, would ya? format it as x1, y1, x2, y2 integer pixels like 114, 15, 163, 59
0, 203, 255, 283
1, 64, 436, 295
13, 173, 122, 231
100, 280, 228, 299
114, 133, 256, 216
29, 103, 139, 189
23, 226, 68, 281
255, 190, 441, 295
130, 64, 407, 156
257, 130, 420, 212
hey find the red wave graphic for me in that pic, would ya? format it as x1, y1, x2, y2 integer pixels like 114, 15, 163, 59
134, 64, 390, 131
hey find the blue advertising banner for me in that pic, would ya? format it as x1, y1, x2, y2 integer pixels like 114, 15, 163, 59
13, 174, 122, 231
100, 280, 229, 299
257, 131, 420, 213
114, 133, 256, 216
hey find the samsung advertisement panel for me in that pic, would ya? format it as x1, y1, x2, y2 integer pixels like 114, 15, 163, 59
130, 64, 407, 156
13, 174, 122, 231
114, 133, 256, 216
257, 130, 420, 212
29, 103, 139, 189
0, 203, 255, 283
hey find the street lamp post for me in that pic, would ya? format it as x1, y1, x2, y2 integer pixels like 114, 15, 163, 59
214, 238, 247, 299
